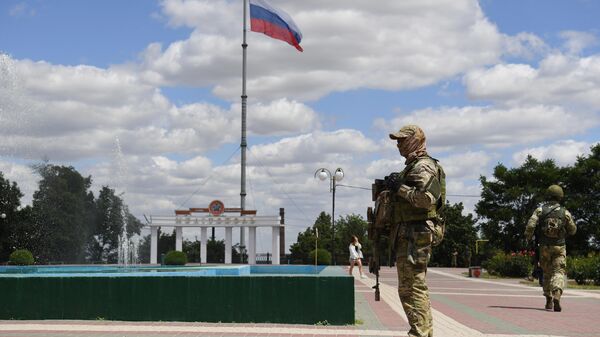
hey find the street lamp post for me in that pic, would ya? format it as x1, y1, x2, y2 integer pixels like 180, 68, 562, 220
314, 167, 344, 265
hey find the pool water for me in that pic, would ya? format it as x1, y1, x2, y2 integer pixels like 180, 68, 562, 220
0, 264, 329, 277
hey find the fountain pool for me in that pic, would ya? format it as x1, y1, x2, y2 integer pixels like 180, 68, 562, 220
0, 265, 354, 324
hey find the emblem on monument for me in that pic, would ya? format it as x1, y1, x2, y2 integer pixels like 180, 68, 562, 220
208, 200, 225, 216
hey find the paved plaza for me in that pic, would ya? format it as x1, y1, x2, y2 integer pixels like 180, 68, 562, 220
1, 267, 599, 337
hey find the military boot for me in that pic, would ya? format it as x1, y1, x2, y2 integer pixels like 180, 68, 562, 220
545, 296, 553, 310
552, 290, 562, 312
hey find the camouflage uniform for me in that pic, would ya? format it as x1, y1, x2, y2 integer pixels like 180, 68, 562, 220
389, 125, 445, 337
525, 186, 576, 312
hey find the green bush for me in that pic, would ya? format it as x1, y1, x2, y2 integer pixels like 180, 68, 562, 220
485, 251, 532, 277
567, 255, 600, 285
9, 249, 34, 266
163, 250, 187, 265
308, 248, 332, 265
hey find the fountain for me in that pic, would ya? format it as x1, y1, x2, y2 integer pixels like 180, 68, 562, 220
113, 136, 139, 266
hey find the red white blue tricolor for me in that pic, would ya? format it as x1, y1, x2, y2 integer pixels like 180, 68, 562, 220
249, 0, 303, 52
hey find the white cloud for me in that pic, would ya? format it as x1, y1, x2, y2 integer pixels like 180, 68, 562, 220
379, 105, 588, 149
512, 140, 596, 166
248, 129, 377, 165
141, 0, 503, 101
503, 32, 549, 59
0, 54, 319, 161
365, 158, 404, 179
442, 151, 492, 180
465, 53, 600, 110
0, 54, 171, 141
0, 161, 38, 205
559, 30, 598, 54
244, 99, 321, 136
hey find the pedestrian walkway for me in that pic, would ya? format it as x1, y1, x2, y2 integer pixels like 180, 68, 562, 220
0, 267, 598, 337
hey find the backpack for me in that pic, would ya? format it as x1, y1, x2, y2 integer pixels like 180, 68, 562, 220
540, 204, 566, 239
428, 158, 446, 246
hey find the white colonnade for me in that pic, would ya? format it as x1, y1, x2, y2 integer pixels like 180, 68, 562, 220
148, 214, 282, 265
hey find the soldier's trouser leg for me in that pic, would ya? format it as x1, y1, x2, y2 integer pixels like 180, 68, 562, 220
396, 238, 433, 337
540, 245, 566, 298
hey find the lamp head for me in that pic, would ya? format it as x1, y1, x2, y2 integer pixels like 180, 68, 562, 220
317, 169, 329, 181
334, 168, 344, 181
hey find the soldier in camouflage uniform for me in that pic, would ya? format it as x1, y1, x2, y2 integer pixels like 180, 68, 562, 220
389, 125, 445, 337
525, 185, 577, 312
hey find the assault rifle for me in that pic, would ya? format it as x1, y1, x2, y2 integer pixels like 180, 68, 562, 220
530, 227, 543, 286
367, 172, 403, 301
367, 206, 380, 301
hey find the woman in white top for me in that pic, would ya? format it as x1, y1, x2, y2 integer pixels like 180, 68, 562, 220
349, 235, 367, 278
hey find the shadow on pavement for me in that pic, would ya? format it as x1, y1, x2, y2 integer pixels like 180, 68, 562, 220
488, 305, 548, 312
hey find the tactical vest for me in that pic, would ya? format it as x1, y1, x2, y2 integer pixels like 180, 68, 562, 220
391, 156, 446, 223
539, 203, 567, 246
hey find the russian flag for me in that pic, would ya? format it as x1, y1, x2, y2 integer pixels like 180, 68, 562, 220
249, 0, 303, 52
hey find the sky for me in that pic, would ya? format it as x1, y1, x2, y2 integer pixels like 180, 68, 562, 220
1, 0, 599, 254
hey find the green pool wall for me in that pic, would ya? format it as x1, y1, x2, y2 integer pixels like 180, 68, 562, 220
0, 273, 354, 324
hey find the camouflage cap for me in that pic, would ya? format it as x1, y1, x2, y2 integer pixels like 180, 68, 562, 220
389, 125, 424, 140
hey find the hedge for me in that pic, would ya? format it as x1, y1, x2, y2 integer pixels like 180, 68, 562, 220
567, 255, 600, 285
9, 249, 34, 266
163, 250, 188, 266
308, 248, 332, 265
484, 251, 532, 277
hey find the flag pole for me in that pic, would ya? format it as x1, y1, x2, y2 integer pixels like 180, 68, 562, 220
240, 0, 248, 259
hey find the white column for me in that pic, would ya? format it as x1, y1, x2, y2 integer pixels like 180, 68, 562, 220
225, 227, 232, 264
248, 226, 256, 264
200, 227, 207, 264
175, 226, 183, 251
272, 226, 280, 265
150, 226, 158, 264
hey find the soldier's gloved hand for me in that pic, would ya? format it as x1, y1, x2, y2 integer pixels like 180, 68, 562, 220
397, 184, 411, 199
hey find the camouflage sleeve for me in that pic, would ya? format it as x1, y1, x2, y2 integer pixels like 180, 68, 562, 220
564, 209, 577, 236
396, 159, 437, 209
525, 207, 542, 241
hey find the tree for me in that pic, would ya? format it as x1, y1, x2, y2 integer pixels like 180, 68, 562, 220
289, 212, 331, 264
137, 228, 175, 263
124, 206, 143, 238
86, 187, 142, 263
30, 164, 96, 263
431, 202, 478, 267
205, 239, 243, 263
183, 239, 200, 263
0, 172, 25, 261
289, 212, 369, 265
475, 156, 565, 253
564, 144, 600, 253
87, 186, 123, 263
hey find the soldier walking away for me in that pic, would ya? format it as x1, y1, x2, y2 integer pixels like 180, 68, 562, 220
525, 185, 577, 312
369, 125, 445, 337
451, 249, 458, 267
464, 246, 472, 267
